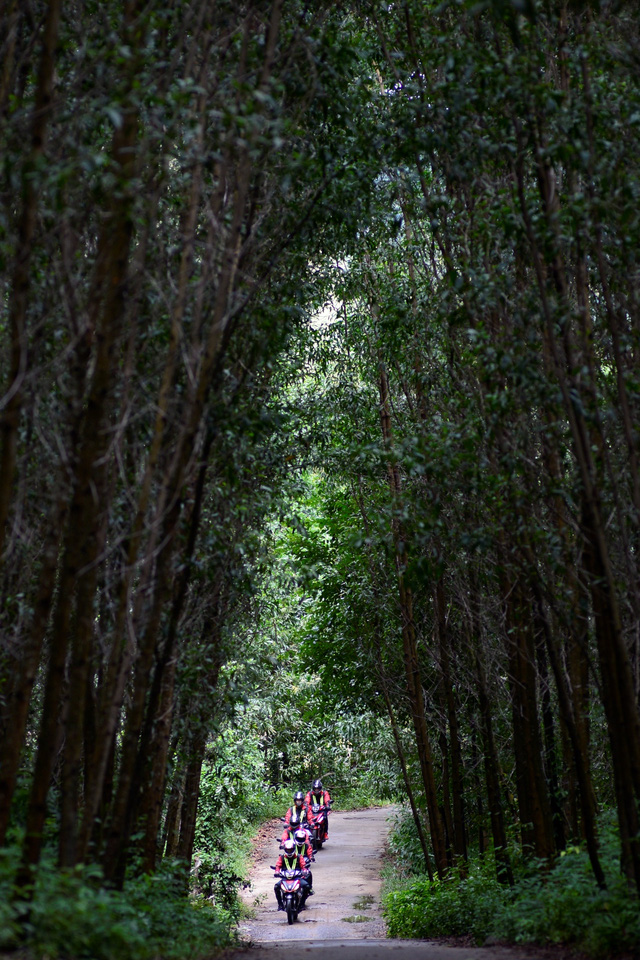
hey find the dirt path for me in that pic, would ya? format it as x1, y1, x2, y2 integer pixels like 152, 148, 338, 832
223, 806, 575, 960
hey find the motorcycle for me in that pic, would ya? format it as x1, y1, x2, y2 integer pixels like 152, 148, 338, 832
309, 803, 327, 851
272, 866, 304, 924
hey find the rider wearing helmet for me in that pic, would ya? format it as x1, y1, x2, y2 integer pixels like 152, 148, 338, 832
280, 811, 309, 845
273, 838, 311, 911
294, 828, 314, 893
294, 827, 314, 863
305, 779, 332, 841
284, 790, 309, 826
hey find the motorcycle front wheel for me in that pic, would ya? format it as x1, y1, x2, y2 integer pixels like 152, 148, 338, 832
287, 901, 296, 924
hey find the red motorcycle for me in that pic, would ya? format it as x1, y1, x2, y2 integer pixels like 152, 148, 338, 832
272, 866, 304, 924
309, 803, 327, 851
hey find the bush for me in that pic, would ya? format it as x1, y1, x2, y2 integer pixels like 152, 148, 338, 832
385, 808, 434, 879
0, 850, 233, 960
494, 850, 640, 958
337, 785, 391, 810
382, 807, 640, 957
384, 869, 504, 942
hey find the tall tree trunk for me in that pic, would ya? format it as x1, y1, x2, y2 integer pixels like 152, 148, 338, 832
534, 617, 566, 853
378, 677, 434, 880
175, 728, 209, 876
504, 582, 555, 861
0, 0, 62, 557
470, 725, 486, 858
528, 581, 605, 888
0, 498, 66, 845
435, 577, 467, 866
355, 479, 434, 878
468, 586, 513, 885
135, 446, 215, 873
162, 743, 185, 860
377, 357, 448, 878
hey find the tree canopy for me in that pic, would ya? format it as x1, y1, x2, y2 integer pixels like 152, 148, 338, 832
2, 0, 640, 943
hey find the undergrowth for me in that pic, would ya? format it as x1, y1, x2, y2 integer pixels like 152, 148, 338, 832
382, 808, 640, 958
0, 846, 232, 960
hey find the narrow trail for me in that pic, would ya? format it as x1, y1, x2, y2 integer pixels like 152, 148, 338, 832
222, 806, 556, 960
238, 805, 393, 943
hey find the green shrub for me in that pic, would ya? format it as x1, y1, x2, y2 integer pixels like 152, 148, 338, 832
384, 869, 504, 942
0, 844, 20, 949
494, 849, 640, 958
192, 775, 290, 913
385, 808, 433, 879
0, 850, 232, 960
337, 785, 391, 810
383, 808, 640, 958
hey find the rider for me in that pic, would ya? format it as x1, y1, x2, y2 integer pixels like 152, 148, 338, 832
274, 838, 311, 911
294, 827, 315, 892
305, 778, 332, 841
284, 790, 309, 827
280, 811, 312, 848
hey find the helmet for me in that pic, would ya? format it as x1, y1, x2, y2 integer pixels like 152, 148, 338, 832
294, 791, 304, 805
312, 779, 323, 792
289, 812, 302, 828
294, 829, 307, 845
283, 839, 296, 857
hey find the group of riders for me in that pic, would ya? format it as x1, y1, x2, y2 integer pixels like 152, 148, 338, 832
273, 779, 331, 913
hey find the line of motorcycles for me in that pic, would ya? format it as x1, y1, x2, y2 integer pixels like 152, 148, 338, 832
270, 802, 329, 926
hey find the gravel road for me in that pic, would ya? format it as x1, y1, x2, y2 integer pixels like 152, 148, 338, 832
222, 806, 566, 960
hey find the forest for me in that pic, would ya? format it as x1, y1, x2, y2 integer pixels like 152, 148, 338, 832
1, 0, 640, 957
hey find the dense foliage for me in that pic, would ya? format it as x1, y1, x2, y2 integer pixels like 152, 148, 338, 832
383, 811, 640, 957
2, 0, 640, 954
0, 847, 230, 960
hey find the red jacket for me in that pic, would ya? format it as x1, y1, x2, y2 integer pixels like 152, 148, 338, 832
305, 789, 331, 818
275, 851, 309, 874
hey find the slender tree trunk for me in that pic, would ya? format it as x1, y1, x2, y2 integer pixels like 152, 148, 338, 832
0, 497, 66, 844
354, 479, 434, 878
175, 728, 208, 873
470, 726, 486, 858
135, 445, 215, 873
0, 0, 21, 115
528, 582, 605, 888
376, 357, 447, 877
101, 498, 181, 883
378, 679, 434, 880
162, 745, 185, 860
468, 587, 513, 885
435, 578, 467, 865
582, 501, 640, 889
437, 726, 454, 867
58, 503, 110, 867
0, 0, 62, 557
534, 619, 566, 853
504, 584, 555, 861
